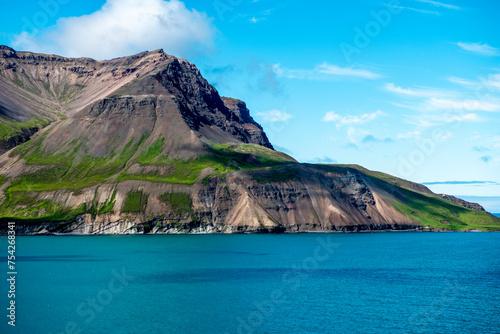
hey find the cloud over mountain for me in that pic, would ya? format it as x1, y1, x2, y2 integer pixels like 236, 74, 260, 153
12, 0, 215, 59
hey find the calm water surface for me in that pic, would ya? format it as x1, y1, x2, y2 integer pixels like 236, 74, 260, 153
1, 233, 499, 334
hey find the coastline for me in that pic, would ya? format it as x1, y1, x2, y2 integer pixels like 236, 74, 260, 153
3, 227, 499, 236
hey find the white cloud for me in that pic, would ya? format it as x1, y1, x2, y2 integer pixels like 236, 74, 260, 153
456, 42, 499, 56
12, 0, 215, 60
274, 62, 380, 80
384, 83, 456, 98
471, 135, 500, 151
409, 112, 481, 127
387, 81, 500, 113
323, 110, 385, 127
346, 127, 370, 143
447, 76, 476, 87
435, 130, 453, 140
427, 98, 500, 112
444, 113, 480, 122
317, 63, 381, 79
449, 73, 500, 92
307, 156, 338, 164
397, 131, 421, 139
413, 0, 460, 10
256, 110, 292, 122
386, 5, 440, 15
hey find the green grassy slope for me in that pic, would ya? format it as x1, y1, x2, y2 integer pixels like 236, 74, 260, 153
0, 130, 296, 221
363, 170, 500, 231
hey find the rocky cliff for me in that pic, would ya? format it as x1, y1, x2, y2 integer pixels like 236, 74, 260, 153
0, 47, 499, 234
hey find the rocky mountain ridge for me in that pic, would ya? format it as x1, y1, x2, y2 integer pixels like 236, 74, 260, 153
0, 46, 498, 234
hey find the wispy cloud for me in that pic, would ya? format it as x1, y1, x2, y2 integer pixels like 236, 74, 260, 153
307, 156, 338, 164
317, 63, 381, 79
471, 135, 500, 151
248, 8, 274, 23
384, 83, 456, 98
386, 81, 500, 116
274, 63, 381, 80
408, 112, 481, 127
256, 110, 292, 122
426, 98, 500, 112
395, 108, 481, 128
448, 73, 500, 91
361, 135, 394, 144
344, 143, 359, 150
386, 5, 440, 15
397, 131, 421, 139
322, 110, 385, 127
456, 42, 499, 56
422, 181, 498, 185
413, 0, 460, 10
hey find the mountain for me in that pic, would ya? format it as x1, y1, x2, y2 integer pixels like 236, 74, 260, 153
0, 46, 499, 234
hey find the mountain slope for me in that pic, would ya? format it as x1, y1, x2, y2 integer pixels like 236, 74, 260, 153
0, 47, 498, 234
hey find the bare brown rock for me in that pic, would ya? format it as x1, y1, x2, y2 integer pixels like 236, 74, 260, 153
0, 47, 498, 235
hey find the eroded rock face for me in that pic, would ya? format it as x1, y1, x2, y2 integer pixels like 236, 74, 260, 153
0, 165, 423, 235
439, 194, 485, 211
154, 58, 273, 149
0, 47, 496, 235
0, 46, 272, 158
0, 126, 40, 155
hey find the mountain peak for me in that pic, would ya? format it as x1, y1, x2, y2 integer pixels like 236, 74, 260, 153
0, 48, 498, 234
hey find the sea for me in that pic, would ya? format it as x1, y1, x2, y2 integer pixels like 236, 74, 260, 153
1, 233, 499, 334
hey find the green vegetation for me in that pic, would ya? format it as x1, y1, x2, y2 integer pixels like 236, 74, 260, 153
122, 191, 148, 213
137, 137, 164, 164
251, 166, 300, 183
393, 188, 500, 231
210, 143, 295, 165
160, 192, 192, 213
4, 124, 498, 231
0, 117, 49, 141
87, 190, 116, 217
120, 143, 296, 185
8, 131, 148, 192
0, 190, 87, 222
348, 168, 500, 231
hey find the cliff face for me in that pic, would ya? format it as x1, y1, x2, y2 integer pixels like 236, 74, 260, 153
0, 47, 499, 235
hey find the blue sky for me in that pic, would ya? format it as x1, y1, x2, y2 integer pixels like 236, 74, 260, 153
1, 0, 499, 211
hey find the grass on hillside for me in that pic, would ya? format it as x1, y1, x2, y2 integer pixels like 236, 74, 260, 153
251, 165, 301, 183
0, 189, 87, 222
393, 188, 500, 231
0, 117, 49, 141
119, 143, 296, 185
8, 131, 497, 231
0, 138, 297, 219
159, 192, 192, 213
122, 190, 148, 213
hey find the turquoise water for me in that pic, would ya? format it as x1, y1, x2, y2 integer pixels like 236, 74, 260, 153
1, 233, 499, 334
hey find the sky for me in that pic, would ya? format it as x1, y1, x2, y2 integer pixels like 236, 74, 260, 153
0, 0, 499, 212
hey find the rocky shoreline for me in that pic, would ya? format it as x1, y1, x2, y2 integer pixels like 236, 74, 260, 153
1, 217, 488, 236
